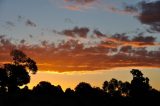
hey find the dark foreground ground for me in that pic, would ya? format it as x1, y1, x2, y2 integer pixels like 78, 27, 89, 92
0, 91, 160, 106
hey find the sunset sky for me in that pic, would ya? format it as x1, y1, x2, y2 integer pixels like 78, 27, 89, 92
0, 0, 160, 90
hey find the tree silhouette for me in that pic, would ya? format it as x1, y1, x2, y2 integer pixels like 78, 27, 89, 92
0, 49, 38, 93
33, 81, 54, 96
92, 87, 105, 97
75, 82, 93, 97
130, 69, 143, 78
102, 78, 120, 97
102, 79, 131, 97
4, 64, 30, 93
25, 58, 37, 74
102, 80, 108, 92
10, 49, 27, 65
130, 69, 150, 97
108, 78, 121, 97
10, 49, 38, 74
33, 81, 63, 98
120, 81, 130, 97
0, 67, 159, 106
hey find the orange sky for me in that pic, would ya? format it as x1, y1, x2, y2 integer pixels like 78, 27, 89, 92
28, 67, 160, 91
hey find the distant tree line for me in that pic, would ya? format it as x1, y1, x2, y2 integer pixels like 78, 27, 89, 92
0, 50, 159, 106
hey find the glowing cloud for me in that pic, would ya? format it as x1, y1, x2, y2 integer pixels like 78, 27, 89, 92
0, 31, 160, 72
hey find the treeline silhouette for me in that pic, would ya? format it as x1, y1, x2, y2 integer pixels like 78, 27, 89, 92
0, 50, 160, 106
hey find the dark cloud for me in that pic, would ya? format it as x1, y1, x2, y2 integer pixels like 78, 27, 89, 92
25, 19, 37, 27
52, 29, 62, 35
100, 34, 158, 48
93, 29, 106, 38
0, 35, 15, 51
120, 46, 132, 53
106, 4, 139, 15
41, 40, 49, 47
20, 39, 25, 44
132, 35, 156, 43
122, 1, 160, 32
61, 27, 159, 47
124, 5, 138, 13
0, 34, 5, 39
62, 27, 90, 38
100, 39, 118, 49
112, 33, 129, 41
137, 1, 160, 32
0, 35, 10, 45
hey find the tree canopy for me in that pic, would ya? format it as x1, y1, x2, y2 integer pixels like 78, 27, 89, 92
0, 49, 38, 93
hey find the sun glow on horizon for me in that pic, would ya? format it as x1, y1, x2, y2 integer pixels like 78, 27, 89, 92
28, 67, 160, 91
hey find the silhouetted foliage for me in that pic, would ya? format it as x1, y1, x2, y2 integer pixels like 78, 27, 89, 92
102, 78, 131, 97
92, 87, 106, 97
0, 50, 160, 106
0, 49, 37, 94
10, 49, 26, 63
130, 69, 151, 97
75, 82, 93, 97
120, 81, 130, 97
11, 49, 38, 74
102, 80, 108, 92
65, 88, 75, 97
25, 58, 37, 74
4, 64, 30, 93
33, 81, 63, 98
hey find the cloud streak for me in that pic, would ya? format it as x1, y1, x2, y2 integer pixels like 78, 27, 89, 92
62, 0, 139, 16
64, 5, 82, 11
101, 34, 159, 48
64, 0, 97, 4
0, 30, 160, 72
103, 3, 139, 15
63, 0, 98, 11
